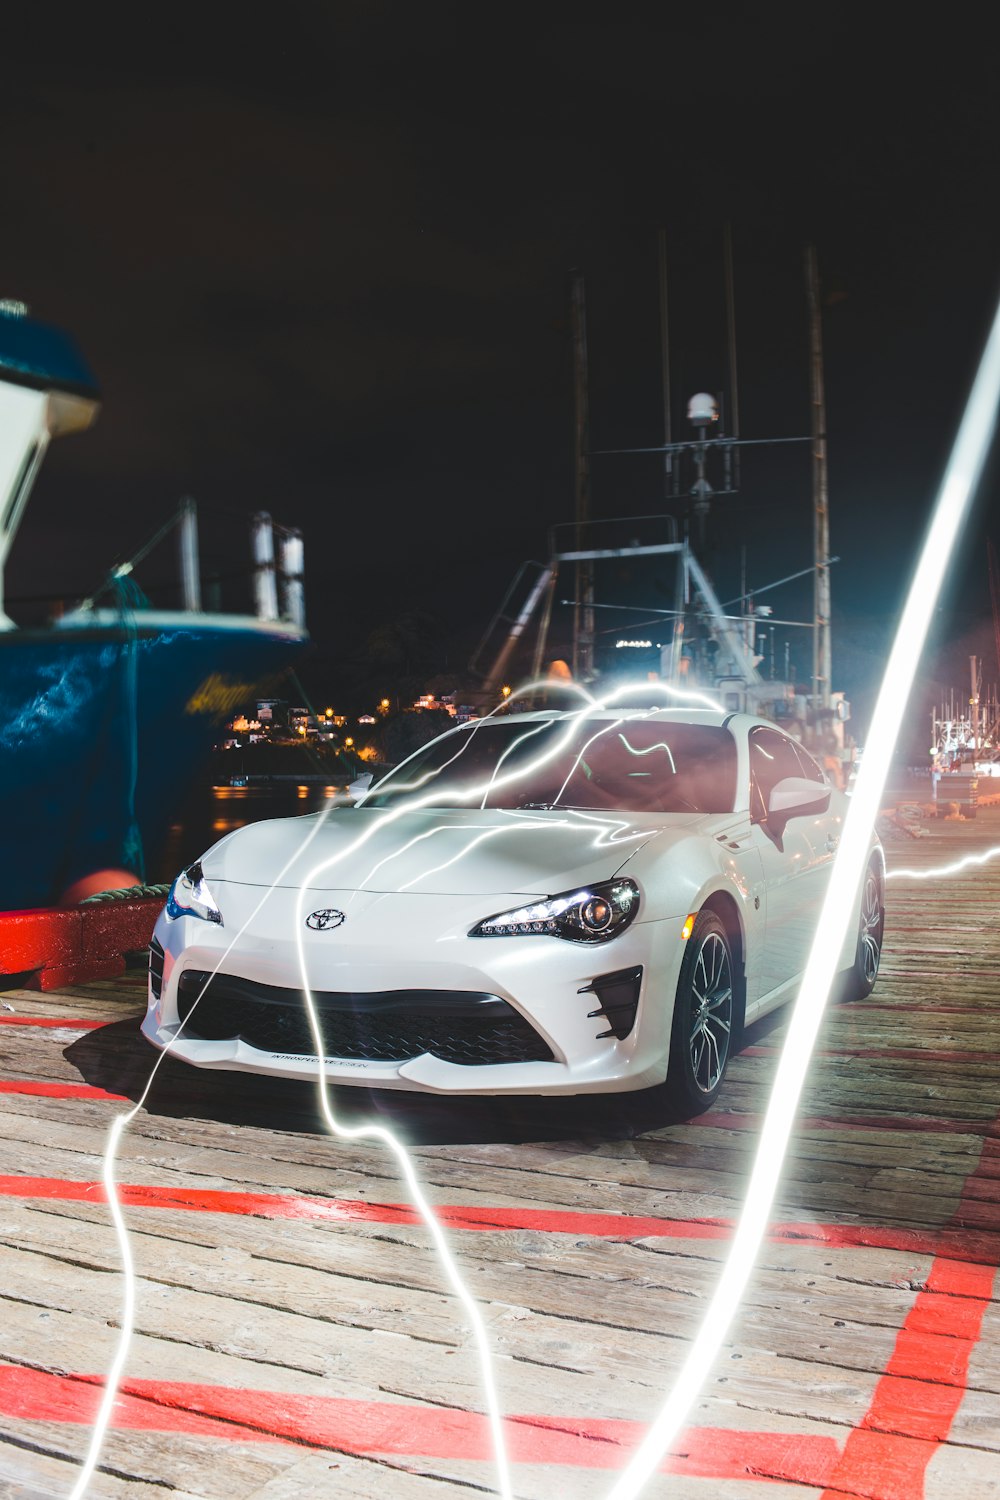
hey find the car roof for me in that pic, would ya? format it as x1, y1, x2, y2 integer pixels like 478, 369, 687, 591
467, 706, 732, 729
459, 708, 810, 742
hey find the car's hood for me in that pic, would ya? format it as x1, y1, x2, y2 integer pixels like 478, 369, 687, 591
201, 806, 706, 896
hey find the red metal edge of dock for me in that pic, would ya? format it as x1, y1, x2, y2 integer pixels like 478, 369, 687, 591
0, 898, 162, 990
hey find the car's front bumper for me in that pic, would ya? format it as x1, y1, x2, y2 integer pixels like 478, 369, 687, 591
142, 880, 688, 1095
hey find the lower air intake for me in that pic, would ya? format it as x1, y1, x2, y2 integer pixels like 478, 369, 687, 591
176, 970, 554, 1066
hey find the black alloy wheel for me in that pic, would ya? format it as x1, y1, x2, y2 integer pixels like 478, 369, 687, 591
667, 909, 735, 1114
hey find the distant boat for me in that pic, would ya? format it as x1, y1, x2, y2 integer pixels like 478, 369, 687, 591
0, 302, 308, 911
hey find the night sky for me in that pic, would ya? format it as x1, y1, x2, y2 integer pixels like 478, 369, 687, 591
3, 8, 998, 727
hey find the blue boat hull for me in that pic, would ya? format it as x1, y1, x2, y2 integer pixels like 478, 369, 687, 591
0, 615, 306, 910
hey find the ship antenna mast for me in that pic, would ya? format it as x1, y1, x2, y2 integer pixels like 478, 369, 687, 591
805, 244, 832, 715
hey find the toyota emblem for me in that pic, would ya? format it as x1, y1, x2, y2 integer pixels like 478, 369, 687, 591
305, 908, 346, 931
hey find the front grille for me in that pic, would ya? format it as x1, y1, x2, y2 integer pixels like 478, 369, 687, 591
176, 970, 554, 1066
148, 937, 165, 1000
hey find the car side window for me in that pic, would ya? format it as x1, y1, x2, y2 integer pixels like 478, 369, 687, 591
749, 728, 808, 821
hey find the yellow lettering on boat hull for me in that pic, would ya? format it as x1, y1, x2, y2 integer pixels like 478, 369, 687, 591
185, 674, 255, 717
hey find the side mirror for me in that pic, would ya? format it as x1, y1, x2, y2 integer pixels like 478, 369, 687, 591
348, 772, 374, 803
767, 776, 831, 823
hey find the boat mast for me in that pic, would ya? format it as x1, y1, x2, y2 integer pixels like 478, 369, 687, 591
178, 496, 202, 612
805, 245, 832, 714
658, 229, 674, 501
570, 271, 594, 679
971, 654, 980, 761
723, 224, 741, 495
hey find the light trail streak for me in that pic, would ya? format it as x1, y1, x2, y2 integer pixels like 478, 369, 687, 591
477, 718, 556, 806
628, 685, 723, 712
394, 823, 514, 891
291, 936, 517, 1494
604, 294, 1000, 1500
887, 844, 1000, 881
66, 813, 334, 1500
284, 688, 687, 1500
618, 735, 677, 773
551, 719, 630, 805
354, 820, 471, 889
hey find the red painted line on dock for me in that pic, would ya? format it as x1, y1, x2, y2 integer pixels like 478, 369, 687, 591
0, 1016, 107, 1029
819, 1103, 1000, 1499
0, 1363, 840, 1480
3, 1175, 998, 1263
0, 1081, 128, 1101
818, 1260, 996, 1500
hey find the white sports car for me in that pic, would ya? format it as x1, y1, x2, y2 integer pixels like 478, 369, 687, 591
144, 708, 884, 1113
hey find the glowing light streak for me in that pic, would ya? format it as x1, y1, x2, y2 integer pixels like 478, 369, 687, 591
618, 734, 677, 774
605, 294, 1000, 1500
513, 804, 654, 850
279, 691, 686, 1498
363, 680, 597, 808
886, 844, 1000, 881
67, 813, 333, 1500
394, 824, 508, 891
292, 940, 516, 1496
391, 810, 648, 893
354, 821, 471, 889
477, 718, 555, 807
551, 718, 629, 806
613, 682, 724, 713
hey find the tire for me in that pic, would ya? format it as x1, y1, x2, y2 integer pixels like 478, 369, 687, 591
840, 857, 885, 1001
666, 910, 736, 1115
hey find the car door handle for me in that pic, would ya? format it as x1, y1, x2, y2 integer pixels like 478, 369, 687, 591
826, 835, 840, 852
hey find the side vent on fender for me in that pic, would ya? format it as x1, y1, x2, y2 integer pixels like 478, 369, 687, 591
579, 966, 643, 1040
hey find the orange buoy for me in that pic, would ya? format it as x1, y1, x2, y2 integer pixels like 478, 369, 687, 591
59, 868, 141, 907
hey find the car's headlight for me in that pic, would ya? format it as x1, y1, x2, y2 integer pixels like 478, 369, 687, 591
471, 878, 639, 943
165, 861, 223, 926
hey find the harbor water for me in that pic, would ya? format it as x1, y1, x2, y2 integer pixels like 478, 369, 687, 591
156, 782, 349, 885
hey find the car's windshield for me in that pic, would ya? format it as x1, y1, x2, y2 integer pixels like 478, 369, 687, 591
365, 718, 737, 814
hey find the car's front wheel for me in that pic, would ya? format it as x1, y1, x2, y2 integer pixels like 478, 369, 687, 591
666, 910, 735, 1114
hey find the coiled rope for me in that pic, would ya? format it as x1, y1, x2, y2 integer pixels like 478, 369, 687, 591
79, 883, 171, 904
